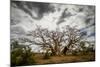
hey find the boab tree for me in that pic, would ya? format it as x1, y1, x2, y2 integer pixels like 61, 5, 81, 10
48, 28, 65, 55
31, 25, 82, 56
31, 26, 65, 56
62, 25, 82, 55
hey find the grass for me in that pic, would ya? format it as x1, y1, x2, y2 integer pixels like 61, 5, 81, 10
11, 51, 95, 66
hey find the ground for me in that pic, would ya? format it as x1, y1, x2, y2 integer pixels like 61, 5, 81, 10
32, 52, 95, 65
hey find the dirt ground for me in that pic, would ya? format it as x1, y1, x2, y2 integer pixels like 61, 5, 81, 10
33, 52, 95, 65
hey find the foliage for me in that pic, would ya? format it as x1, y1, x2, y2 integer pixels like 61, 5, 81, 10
11, 41, 35, 66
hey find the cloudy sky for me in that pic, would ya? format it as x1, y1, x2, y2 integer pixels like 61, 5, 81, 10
11, 0, 95, 45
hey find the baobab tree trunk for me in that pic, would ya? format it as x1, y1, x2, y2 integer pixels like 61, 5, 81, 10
62, 40, 72, 55
49, 45, 61, 56
62, 46, 68, 55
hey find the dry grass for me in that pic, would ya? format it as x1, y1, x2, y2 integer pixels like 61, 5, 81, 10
32, 52, 95, 65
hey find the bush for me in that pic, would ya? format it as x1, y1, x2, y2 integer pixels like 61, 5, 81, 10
11, 48, 24, 66
11, 48, 36, 66
11, 41, 36, 66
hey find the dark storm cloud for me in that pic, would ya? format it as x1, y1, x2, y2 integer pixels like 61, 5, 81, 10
85, 18, 92, 24
11, 1, 55, 20
85, 6, 95, 25
11, 18, 21, 25
85, 17, 94, 24
57, 19, 65, 25
77, 6, 95, 25
78, 7, 84, 12
88, 32, 95, 37
79, 21, 95, 32
79, 21, 95, 39
57, 8, 76, 25
57, 8, 69, 25
60, 8, 68, 19
80, 31, 87, 37
77, 6, 95, 13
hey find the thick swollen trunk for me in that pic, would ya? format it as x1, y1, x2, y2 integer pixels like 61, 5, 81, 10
51, 51, 60, 56
51, 46, 61, 56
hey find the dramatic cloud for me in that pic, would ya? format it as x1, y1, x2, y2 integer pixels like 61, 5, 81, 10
11, 0, 95, 43
11, 1, 55, 20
